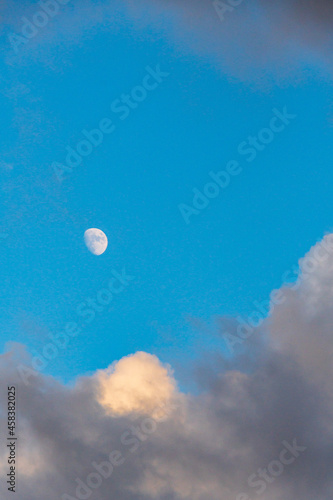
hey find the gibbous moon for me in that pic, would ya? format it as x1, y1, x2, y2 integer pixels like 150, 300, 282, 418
84, 228, 108, 256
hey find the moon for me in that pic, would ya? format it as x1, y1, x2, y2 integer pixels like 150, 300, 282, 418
84, 228, 108, 256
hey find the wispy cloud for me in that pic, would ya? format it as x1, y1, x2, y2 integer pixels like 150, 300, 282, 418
4, 0, 333, 79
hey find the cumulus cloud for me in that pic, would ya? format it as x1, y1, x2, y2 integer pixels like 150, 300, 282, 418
1, 235, 333, 499
95, 351, 177, 418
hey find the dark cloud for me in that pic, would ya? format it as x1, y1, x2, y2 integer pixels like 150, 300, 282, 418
1, 237, 333, 499
146, 0, 333, 37
265, 0, 333, 25
4, 0, 332, 78
123, 0, 333, 78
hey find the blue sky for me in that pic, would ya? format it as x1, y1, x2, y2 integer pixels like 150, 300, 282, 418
1, 0, 333, 385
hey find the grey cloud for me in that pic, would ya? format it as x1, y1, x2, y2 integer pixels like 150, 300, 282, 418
1, 237, 333, 499
123, 0, 333, 78
144, 0, 333, 38
4, 0, 332, 79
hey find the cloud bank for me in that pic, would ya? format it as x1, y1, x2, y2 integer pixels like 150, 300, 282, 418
1, 235, 333, 499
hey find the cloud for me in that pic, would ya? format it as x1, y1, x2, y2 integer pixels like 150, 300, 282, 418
262, 0, 333, 27
2, 235, 333, 499
95, 351, 177, 418
4, 0, 333, 79
119, 0, 333, 78
141, 0, 333, 45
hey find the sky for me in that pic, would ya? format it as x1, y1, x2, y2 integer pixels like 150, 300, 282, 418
1, 1, 333, 499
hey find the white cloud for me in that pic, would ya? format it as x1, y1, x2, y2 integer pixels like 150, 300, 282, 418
95, 351, 177, 418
